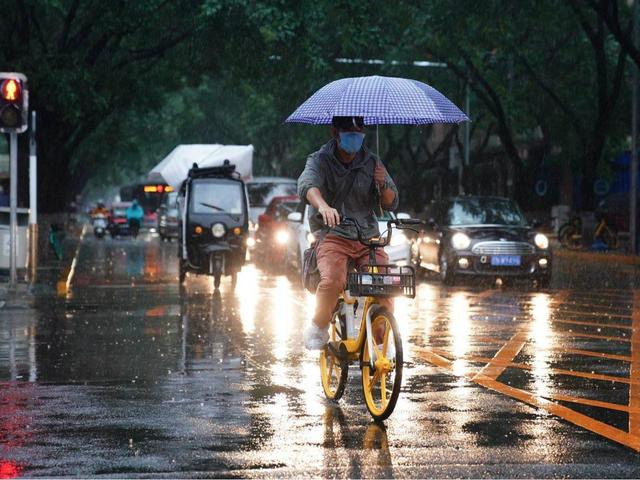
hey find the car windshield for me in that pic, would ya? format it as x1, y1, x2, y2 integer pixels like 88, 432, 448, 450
247, 182, 297, 207
191, 181, 244, 214
275, 201, 300, 220
446, 198, 527, 226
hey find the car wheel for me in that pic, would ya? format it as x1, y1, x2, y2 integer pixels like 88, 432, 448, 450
179, 261, 186, 284
439, 255, 455, 285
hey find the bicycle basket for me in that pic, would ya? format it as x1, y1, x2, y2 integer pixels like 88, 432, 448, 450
347, 264, 416, 298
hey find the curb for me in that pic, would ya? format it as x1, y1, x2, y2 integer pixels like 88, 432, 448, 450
554, 248, 640, 266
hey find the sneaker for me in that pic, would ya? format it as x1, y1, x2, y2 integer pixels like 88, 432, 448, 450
304, 322, 329, 350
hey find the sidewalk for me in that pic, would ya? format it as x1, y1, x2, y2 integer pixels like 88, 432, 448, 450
0, 224, 83, 302
553, 247, 640, 266
548, 231, 640, 266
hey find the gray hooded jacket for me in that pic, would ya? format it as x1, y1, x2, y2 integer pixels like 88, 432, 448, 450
297, 139, 399, 240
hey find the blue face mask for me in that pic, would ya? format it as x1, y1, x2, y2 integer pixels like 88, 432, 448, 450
338, 131, 365, 155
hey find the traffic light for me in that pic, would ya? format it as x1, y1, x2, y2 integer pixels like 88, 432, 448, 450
0, 72, 28, 133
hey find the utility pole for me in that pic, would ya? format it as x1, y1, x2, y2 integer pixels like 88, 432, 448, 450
8, 131, 17, 287
29, 111, 37, 280
631, 0, 639, 254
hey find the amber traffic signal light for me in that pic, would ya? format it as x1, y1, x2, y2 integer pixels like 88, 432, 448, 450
0, 73, 28, 133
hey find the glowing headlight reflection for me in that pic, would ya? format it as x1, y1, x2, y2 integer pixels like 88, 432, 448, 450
448, 292, 471, 380
306, 232, 316, 244
390, 231, 408, 247
276, 230, 289, 244
534, 233, 549, 249
530, 293, 553, 398
451, 232, 471, 250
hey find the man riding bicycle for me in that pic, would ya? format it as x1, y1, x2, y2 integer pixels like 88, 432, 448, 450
298, 116, 399, 350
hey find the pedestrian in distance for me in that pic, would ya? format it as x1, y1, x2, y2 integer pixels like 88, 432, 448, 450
297, 115, 399, 350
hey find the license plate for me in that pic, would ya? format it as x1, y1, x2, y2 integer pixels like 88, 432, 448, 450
491, 255, 521, 266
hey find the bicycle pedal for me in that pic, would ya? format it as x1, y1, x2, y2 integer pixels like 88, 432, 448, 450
326, 341, 346, 361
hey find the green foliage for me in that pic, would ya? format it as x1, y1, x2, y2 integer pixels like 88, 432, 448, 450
0, 0, 635, 210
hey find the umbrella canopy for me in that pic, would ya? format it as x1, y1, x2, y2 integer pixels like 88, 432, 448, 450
285, 75, 468, 125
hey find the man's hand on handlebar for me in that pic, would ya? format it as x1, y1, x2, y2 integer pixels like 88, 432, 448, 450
318, 205, 341, 228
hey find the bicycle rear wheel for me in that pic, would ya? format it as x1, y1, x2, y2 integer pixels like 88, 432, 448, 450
320, 304, 348, 401
602, 226, 619, 250
361, 307, 403, 421
559, 224, 582, 250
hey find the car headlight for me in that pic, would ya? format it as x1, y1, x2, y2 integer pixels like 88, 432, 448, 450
390, 231, 408, 247
534, 233, 549, 249
276, 230, 289, 244
246, 237, 256, 247
211, 223, 226, 238
306, 232, 316, 244
451, 232, 471, 250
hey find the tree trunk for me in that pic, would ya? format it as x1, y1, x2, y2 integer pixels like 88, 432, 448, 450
37, 111, 75, 213
560, 157, 574, 207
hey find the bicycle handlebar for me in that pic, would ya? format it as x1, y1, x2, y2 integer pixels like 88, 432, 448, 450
340, 216, 423, 248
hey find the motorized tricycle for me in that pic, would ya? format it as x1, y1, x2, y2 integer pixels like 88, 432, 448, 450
177, 161, 249, 289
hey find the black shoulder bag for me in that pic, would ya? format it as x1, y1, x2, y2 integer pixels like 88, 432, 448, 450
301, 169, 359, 293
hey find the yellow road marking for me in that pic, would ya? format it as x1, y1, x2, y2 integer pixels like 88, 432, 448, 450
468, 356, 633, 385
428, 347, 633, 385
428, 338, 633, 363
416, 347, 640, 452
554, 308, 633, 320
562, 348, 632, 363
552, 330, 636, 344
474, 301, 633, 320
630, 291, 640, 436
57, 225, 86, 298
551, 394, 640, 414
552, 318, 632, 331
472, 331, 529, 381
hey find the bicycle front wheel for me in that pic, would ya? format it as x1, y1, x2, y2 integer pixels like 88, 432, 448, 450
559, 224, 582, 250
361, 308, 403, 421
320, 305, 348, 401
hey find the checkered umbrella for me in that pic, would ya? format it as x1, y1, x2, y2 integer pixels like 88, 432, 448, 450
285, 75, 468, 125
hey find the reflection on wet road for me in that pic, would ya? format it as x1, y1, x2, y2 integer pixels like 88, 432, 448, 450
1, 232, 640, 477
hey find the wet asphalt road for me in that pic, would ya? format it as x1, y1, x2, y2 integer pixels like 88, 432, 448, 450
2, 231, 640, 477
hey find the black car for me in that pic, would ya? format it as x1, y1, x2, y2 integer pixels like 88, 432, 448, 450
412, 196, 552, 286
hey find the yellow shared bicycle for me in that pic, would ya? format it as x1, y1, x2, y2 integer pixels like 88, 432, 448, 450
319, 216, 420, 421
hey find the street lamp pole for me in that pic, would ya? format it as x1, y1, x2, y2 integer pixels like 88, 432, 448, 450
631, 0, 638, 254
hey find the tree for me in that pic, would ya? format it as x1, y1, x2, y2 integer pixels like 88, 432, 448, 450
0, 0, 231, 211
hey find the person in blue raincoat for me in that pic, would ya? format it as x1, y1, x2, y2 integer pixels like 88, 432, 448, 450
126, 199, 144, 237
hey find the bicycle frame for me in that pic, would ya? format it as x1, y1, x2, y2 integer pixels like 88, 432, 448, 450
594, 219, 605, 238
330, 215, 419, 367
335, 290, 378, 366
